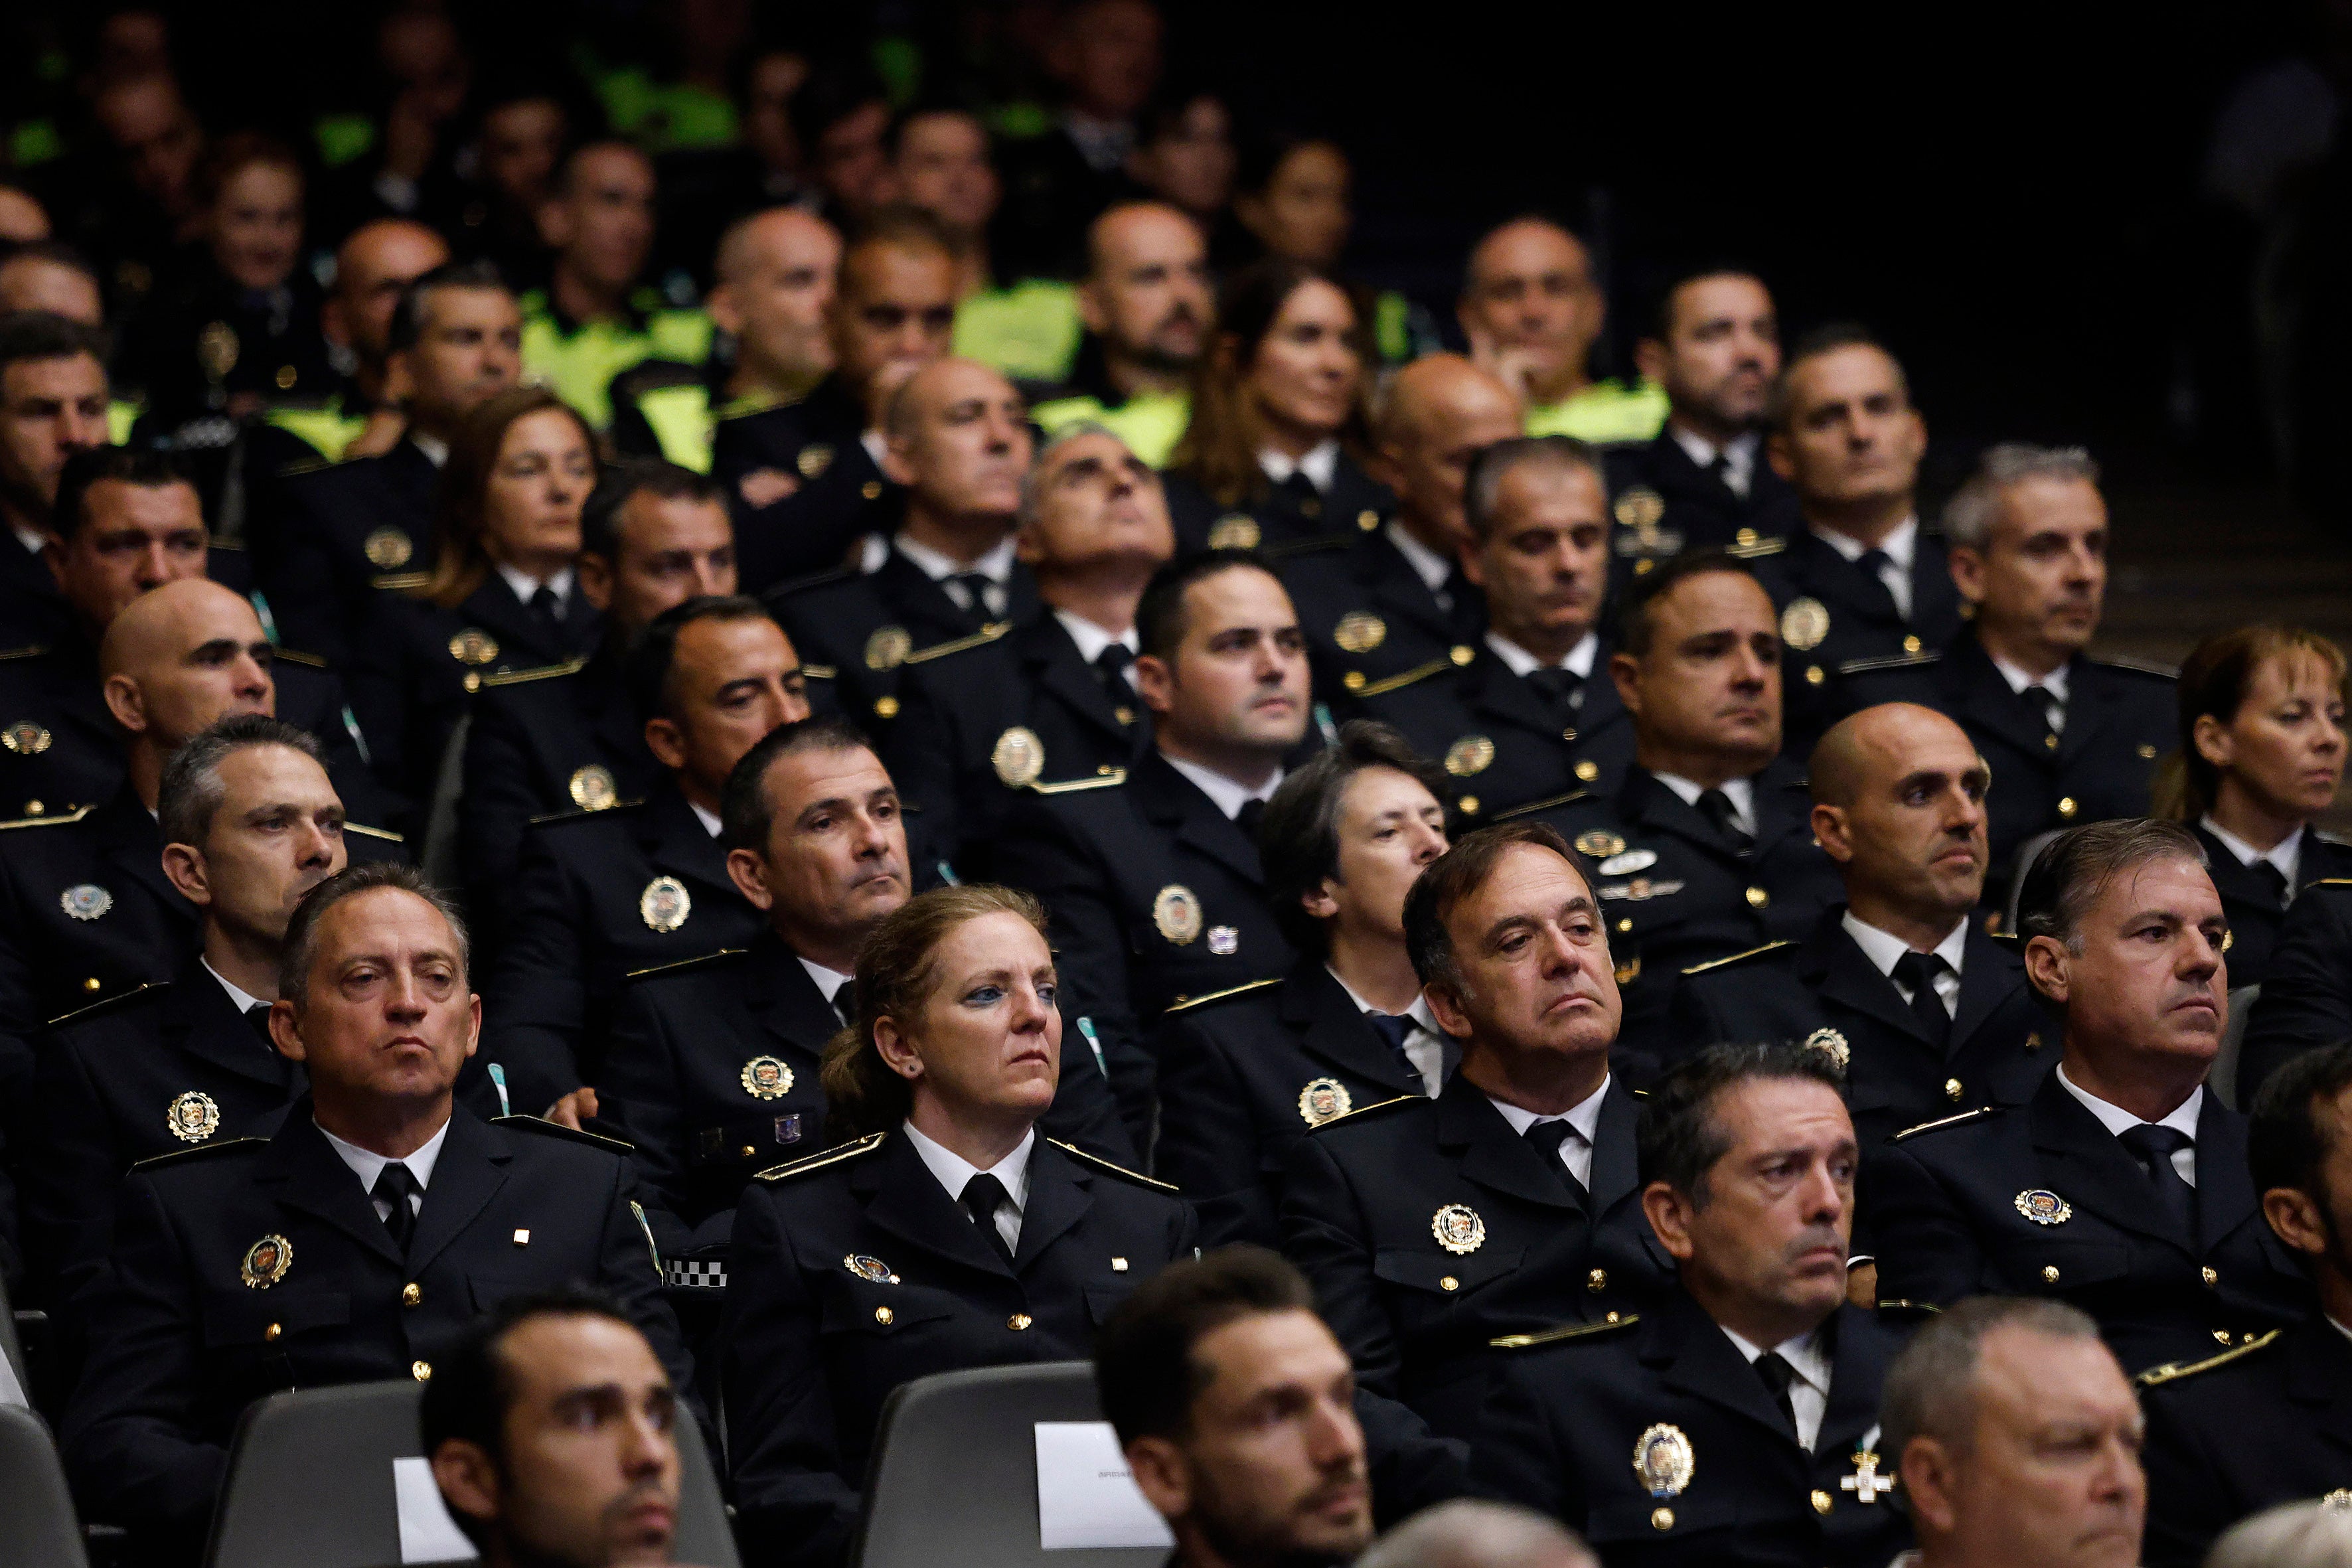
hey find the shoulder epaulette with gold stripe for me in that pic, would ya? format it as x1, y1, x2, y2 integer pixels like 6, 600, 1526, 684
344, 822, 405, 842
1891, 1106, 1999, 1142
492, 1114, 635, 1155
755, 1131, 888, 1182
1492, 1314, 1640, 1350
2091, 653, 2179, 680
1877, 1299, 1942, 1314
528, 798, 647, 827
47, 980, 165, 1028
479, 655, 590, 689
1049, 1138, 1180, 1192
1164, 978, 1282, 1014
2136, 1328, 2282, 1388
626, 948, 746, 982
0, 803, 94, 830
801, 663, 837, 680
372, 572, 431, 591
1306, 1093, 1419, 1134
1032, 769, 1126, 795
1838, 651, 1940, 677
1349, 655, 1454, 700
130, 1136, 268, 1172
1492, 789, 1591, 823
1727, 536, 1787, 560
0, 643, 50, 661
270, 647, 328, 668
902, 621, 1012, 666
1681, 940, 1796, 977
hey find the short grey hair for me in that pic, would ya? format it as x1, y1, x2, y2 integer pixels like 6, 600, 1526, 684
278, 861, 471, 1010
158, 714, 323, 850
1941, 442, 2102, 551
1463, 435, 1603, 542
2016, 818, 2208, 958
1356, 1502, 1599, 1568
1879, 1296, 2106, 1466
1018, 419, 1128, 528
2208, 1499, 2352, 1568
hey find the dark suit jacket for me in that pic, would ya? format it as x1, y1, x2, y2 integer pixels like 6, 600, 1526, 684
2240, 880, 2352, 1104
1603, 430, 1802, 562
1476, 1293, 1919, 1568
1162, 451, 1394, 555
711, 375, 891, 591
722, 1131, 1194, 1568
1753, 525, 1964, 751
1279, 525, 1484, 698
2193, 824, 2352, 991
1864, 1070, 2311, 1372
1281, 1074, 1671, 1445
265, 437, 439, 666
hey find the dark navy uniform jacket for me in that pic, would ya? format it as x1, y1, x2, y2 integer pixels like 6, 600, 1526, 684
1277, 524, 1484, 699
58, 1104, 684, 1556
722, 1130, 1194, 1568
880, 606, 1150, 875
1476, 1293, 1919, 1568
1154, 963, 1441, 1250
602, 935, 1137, 1247
1162, 452, 1393, 556
1668, 911, 2055, 1152
1832, 630, 2177, 898
1751, 525, 1964, 751
264, 437, 440, 667
2139, 1317, 2352, 1568
20, 957, 303, 1311
1281, 1074, 1671, 1446
1347, 639, 1637, 821
1863, 1069, 2311, 1373
2240, 880, 2352, 1105
2191, 824, 2352, 991
711, 375, 892, 591
1602, 430, 1803, 568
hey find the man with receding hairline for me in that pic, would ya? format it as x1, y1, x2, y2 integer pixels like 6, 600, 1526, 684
1032, 200, 1212, 467
255, 218, 450, 467
1459, 218, 1666, 445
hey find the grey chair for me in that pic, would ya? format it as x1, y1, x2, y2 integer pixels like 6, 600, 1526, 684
2213, 982, 2260, 1110
205, 1379, 738, 1568
0, 1401, 88, 1568
854, 1361, 1164, 1568
2003, 827, 2069, 936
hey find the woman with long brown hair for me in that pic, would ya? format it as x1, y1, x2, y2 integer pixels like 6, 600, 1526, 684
1162, 256, 1391, 553
349, 386, 601, 795
2159, 623, 2352, 984
721, 884, 1194, 1563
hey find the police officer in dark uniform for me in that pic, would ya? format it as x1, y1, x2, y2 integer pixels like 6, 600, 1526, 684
459, 461, 740, 931
1836, 445, 2173, 904
1283, 821, 1672, 1449
1350, 435, 1637, 819
2240, 883, 2352, 1106
1604, 267, 1800, 577
765, 358, 1042, 738
1749, 326, 1962, 749
0, 311, 108, 645
722, 884, 1194, 1568
17, 716, 339, 1310
264, 261, 523, 666
1516, 552, 1843, 1048
994, 550, 1312, 1140
1156, 724, 1452, 1249
713, 208, 959, 591
1277, 354, 1513, 696
1865, 820, 2310, 1375
485, 600, 810, 1120
1478, 1042, 1919, 1568
57, 862, 685, 1560
1670, 704, 2051, 1150
883, 423, 1170, 871
2138, 1040, 2352, 1567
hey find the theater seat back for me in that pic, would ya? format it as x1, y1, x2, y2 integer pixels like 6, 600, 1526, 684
0, 1402, 88, 1568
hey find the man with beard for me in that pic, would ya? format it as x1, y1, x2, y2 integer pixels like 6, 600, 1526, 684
1034, 202, 1212, 469
1458, 218, 1667, 446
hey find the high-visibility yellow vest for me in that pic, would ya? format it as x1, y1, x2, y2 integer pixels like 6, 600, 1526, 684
953, 281, 1083, 385
1030, 390, 1192, 470
522, 291, 714, 430
261, 399, 370, 462
1524, 378, 1671, 445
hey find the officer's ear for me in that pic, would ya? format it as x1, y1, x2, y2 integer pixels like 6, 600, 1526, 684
726, 846, 776, 911
1422, 979, 1472, 1043
1073, 276, 1110, 338
705, 280, 744, 339
2191, 712, 2234, 772
1764, 428, 1794, 485
872, 1014, 923, 1081
429, 1438, 502, 1541
2262, 1184, 2331, 1261
1640, 1180, 1699, 1264
1808, 803, 1853, 866
536, 195, 574, 252
267, 1000, 305, 1062
160, 840, 212, 905
1948, 547, 1986, 609
1608, 649, 1643, 719
1123, 1434, 1193, 1522
2021, 935, 2071, 1004
643, 715, 689, 773
102, 672, 149, 735
1897, 1435, 1962, 1536
576, 551, 615, 613
1133, 653, 1175, 717
1300, 879, 1341, 926
1632, 335, 1670, 388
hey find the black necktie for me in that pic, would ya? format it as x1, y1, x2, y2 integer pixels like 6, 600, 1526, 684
2252, 861, 2292, 912
1235, 797, 1267, 842
1854, 547, 1903, 619
1093, 643, 1135, 712
1753, 1350, 1799, 1434
1275, 470, 1320, 515
2118, 1124, 2198, 1236
372, 1162, 420, 1254
960, 1172, 1017, 1265
1889, 950, 1952, 1050
1526, 665, 1583, 715
528, 584, 565, 637
1696, 788, 1754, 856
949, 571, 995, 619
1364, 1011, 1423, 1091
245, 1002, 275, 1046
830, 979, 857, 1029
2027, 684, 2065, 734
1521, 1117, 1589, 1204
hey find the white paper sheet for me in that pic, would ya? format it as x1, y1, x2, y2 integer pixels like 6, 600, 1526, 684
1034, 1421, 1175, 1551
392, 1456, 478, 1563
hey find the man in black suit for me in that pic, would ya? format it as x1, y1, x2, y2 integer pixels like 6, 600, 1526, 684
1834, 444, 2175, 902
1865, 819, 2311, 1373
995, 550, 1312, 1140
459, 460, 740, 929
19, 716, 343, 1309
1670, 703, 2052, 1150
58, 861, 685, 1561
1156, 722, 1452, 1248
1279, 354, 1515, 696
1606, 266, 1799, 570
2139, 1040, 2352, 1565
1521, 552, 1843, 1046
0, 311, 108, 642
265, 260, 523, 663
766, 356, 1040, 734
1477, 1041, 1919, 1568
1751, 325, 1962, 749
1283, 821, 1674, 1448
485, 598, 811, 1122
1351, 435, 1636, 817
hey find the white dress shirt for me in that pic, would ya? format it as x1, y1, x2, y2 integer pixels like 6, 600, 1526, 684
1670, 426, 1761, 499
1840, 913, 1968, 1018
203, 959, 270, 1026
894, 533, 1020, 619
1386, 523, 1455, 599
1484, 1075, 1611, 1191
798, 957, 856, 1020
1810, 516, 1919, 619
410, 432, 449, 467
1053, 610, 1140, 689
1484, 631, 1600, 683
1326, 969, 1450, 1097
1721, 1324, 1834, 1450
1654, 772, 1757, 837
1162, 751, 1283, 822
1988, 651, 2071, 732
318, 1117, 451, 1224
905, 1123, 1034, 1252
689, 801, 723, 838
494, 562, 575, 616
2057, 1065, 2203, 1186
1259, 440, 1340, 493
2202, 816, 2302, 890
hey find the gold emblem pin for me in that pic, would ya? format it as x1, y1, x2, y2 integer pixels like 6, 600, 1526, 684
1333, 611, 1387, 654
197, 320, 240, 382
639, 875, 692, 933
1780, 597, 1832, 651
1574, 759, 1601, 782
1597, 848, 1657, 876
1431, 1203, 1486, 1255
2013, 1189, 2073, 1225
992, 726, 1046, 788
448, 628, 501, 666
165, 1090, 221, 1144
568, 765, 618, 811
1, 720, 52, 755
797, 443, 835, 479
1804, 1028, 1850, 1071
1575, 830, 1626, 860
362, 527, 414, 570
241, 1233, 293, 1289
844, 1253, 898, 1283
1634, 1423, 1695, 1498
864, 625, 913, 670
1206, 514, 1261, 550
741, 1056, 795, 1100
60, 884, 113, 921
1298, 1077, 1354, 1127
1152, 884, 1204, 945
1445, 736, 1496, 777
1842, 1449, 1897, 1502
1614, 487, 1666, 530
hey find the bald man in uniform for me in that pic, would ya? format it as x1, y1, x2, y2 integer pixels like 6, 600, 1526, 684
1032, 201, 1212, 467
1282, 354, 1518, 698
1458, 218, 1666, 446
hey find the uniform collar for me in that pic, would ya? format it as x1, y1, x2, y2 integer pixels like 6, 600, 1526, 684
1987, 648, 2070, 705
1483, 1071, 1611, 1146
409, 431, 449, 467
2055, 1062, 2203, 1142
688, 800, 723, 837
797, 956, 854, 1008
1052, 609, 1138, 667
315, 1114, 451, 1196
1720, 1322, 1832, 1398
201, 957, 270, 1022
1652, 771, 1755, 832
493, 562, 574, 609
1259, 439, 1340, 493
1484, 629, 1598, 678
1159, 750, 1282, 821
902, 1121, 1035, 1214
1385, 522, 1454, 593
1839, 912, 1969, 979
894, 531, 1018, 586
1810, 514, 1917, 572
2201, 815, 2301, 884
1669, 426, 1759, 488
